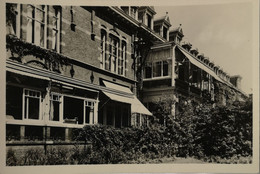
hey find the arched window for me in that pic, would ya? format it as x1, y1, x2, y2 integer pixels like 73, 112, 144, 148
100, 29, 127, 76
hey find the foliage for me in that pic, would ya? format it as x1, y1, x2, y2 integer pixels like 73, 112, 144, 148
6, 34, 69, 67
151, 95, 252, 160
6, 96, 252, 165
6, 148, 17, 166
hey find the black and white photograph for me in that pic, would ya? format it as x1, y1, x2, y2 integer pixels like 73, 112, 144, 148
1, 0, 259, 173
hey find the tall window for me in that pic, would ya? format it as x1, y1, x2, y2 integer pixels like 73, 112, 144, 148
50, 94, 62, 121
118, 41, 126, 75
6, 85, 23, 120
100, 30, 106, 68
163, 26, 168, 40
146, 14, 152, 28
85, 100, 94, 124
52, 6, 60, 52
26, 5, 46, 47
163, 61, 169, 76
101, 30, 127, 76
153, 61, 162, 77
23, 89, 41, 120
130, 7, 137, 19
109, 35, 119, 73
144, 62, 152, 78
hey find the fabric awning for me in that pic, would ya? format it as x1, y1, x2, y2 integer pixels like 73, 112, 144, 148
102, 81, 152, 116
102, 91, 133, 104
131, 96, 152, 115
177, 46, 224, 83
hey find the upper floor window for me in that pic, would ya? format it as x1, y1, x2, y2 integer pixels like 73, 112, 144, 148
153, 61, 162, 77
26, 5, 46, 47
145, 62, 152, 78
145, 61, 169, 79
100, 30, 127, 76
163, 26, 168, 40
118, 41, 126, 75
52, 6, 61, 52
146, 14, 152, 28
130, 7, 137, 19
108, 35, 119, 73
6, 4, 21, 37
100, 30, 106, 69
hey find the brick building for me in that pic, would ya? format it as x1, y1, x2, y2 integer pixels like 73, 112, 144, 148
5, 4, 247, 146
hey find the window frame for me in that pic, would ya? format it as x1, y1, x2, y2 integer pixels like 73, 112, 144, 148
100, 29, 107, 69
23, 88, 42, 120
84, 100, 95, 125
62, 94, 97, 125
49, 93, 63, 122
109, 35, 119, 73
144, 60, 170, 79
51, 6, 61, 53
26, 4, 47, 48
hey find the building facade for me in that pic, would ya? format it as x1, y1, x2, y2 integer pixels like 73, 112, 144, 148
5, 4, 247, 145
142, 14, 248, 117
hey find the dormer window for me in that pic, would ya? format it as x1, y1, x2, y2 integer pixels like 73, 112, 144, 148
138, 6, 156, 30
169, 25, 184, 43
154, 12, 171, 40
146, 14, 152, 28
121, 6, 138, 20
130, 7, 137, 19
163, 26, 167, 40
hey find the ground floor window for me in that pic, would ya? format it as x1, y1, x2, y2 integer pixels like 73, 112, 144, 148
63, 96, 84, 124
85, 100, 95, 124
23, 89, 41, 120
50, 93, 62, 121
6, 85, 23, 120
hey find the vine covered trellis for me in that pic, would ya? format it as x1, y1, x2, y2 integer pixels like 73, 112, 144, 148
6, 34, 70, 70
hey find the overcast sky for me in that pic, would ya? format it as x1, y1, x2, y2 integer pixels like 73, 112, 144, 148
155, 2, 253, 94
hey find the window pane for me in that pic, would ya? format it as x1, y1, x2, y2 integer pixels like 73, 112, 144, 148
63, 97, 83, 124
163, 61, 168, 76
6, 86, 23, 120
85, 106, 90, 124
163, 26, 167, 39
147, 14, 151, 28
27, 5, 33, 18
34, 21, 41, 45
50, 100, 60, 121
153, 61, 162, 77
145, 63, 152, 78
40, 24, 45, 47
28, 97, 40, 119
26, 19, 33, 43
36, 9, 44, 22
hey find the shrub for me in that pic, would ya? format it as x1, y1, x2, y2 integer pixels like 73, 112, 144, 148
22, 148, 46, 165
6, 148, 17, 166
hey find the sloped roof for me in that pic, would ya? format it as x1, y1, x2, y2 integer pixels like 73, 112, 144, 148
170, 26, 184, 37
170, 26, 183, 33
